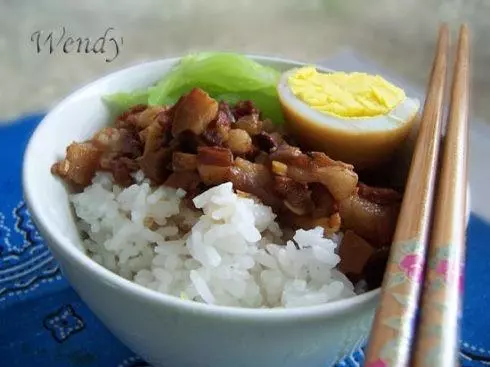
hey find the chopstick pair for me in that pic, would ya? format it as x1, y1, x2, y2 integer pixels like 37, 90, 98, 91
365, 24, 470, 367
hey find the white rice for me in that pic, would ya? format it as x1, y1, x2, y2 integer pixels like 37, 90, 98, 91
71, 171, 356, 308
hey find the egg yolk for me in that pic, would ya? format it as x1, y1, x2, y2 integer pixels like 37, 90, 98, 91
287, 67, 406, 119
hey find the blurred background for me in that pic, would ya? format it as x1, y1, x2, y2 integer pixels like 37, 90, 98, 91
1, 0, 489, 123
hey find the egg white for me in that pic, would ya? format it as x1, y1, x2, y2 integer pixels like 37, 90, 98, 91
277, 68, 420, 132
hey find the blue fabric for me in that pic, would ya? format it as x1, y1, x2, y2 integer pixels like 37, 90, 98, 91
0, 113, 488, 367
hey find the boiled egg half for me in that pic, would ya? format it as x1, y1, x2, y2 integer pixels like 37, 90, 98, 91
277, 66, 420, 169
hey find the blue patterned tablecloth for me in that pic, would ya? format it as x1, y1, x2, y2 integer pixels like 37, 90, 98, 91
0, 114, 489, 367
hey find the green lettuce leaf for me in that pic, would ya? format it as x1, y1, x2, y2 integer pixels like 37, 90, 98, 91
103, 90, 149, 112
104, 52, 284, 123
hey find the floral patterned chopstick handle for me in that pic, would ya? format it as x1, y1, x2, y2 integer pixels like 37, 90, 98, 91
364, 239, 426, 367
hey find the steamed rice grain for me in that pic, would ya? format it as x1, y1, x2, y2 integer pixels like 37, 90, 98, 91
71, 171, 357, 308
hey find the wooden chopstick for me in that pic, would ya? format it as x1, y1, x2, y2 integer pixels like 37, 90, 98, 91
411, 24, 470, 367
365, 24, 449, 367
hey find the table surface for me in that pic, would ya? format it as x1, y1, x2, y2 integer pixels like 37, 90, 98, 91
2, 0, 490, 124
2, 3, 490, 364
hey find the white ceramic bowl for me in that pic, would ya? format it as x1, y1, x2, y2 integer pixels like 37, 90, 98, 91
22, 55, 442, 367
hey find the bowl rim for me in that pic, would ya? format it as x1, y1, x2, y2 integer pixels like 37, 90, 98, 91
23, 53, 455, 321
